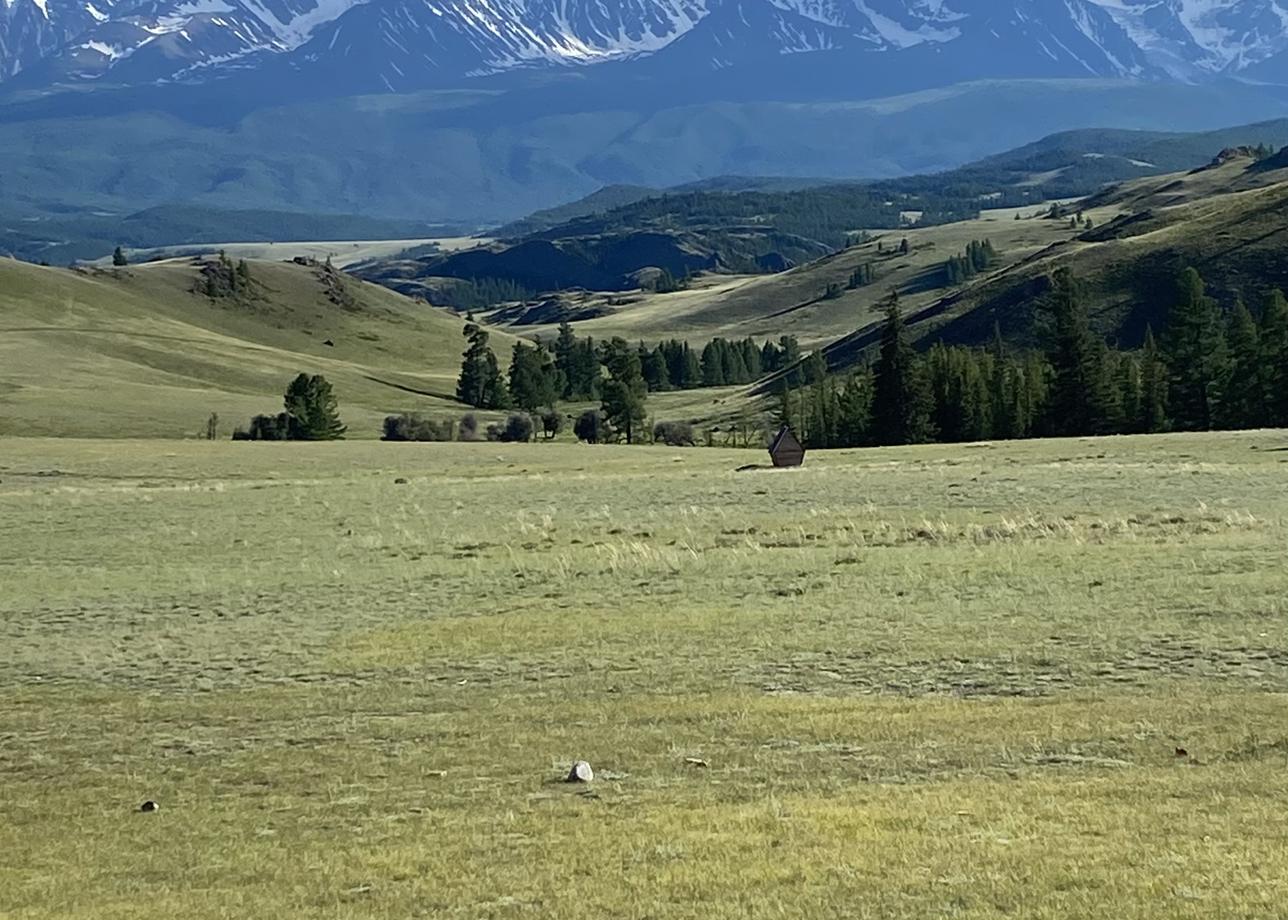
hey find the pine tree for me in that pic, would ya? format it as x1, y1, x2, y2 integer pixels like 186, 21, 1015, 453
508, 341, 559, 412
700, 341, 725, 387
1020, 353, 1051, 437
643, 344, 673, 392
722, 340, 749, 384
1220, 299, 1262, 429
1044, 268, 1105, 436
779, 336, 803, 387
802, 350, 828, 385
1118, 353, 1142, 434
600, 337, 648, 443
677, 343, 699, 389
965, 350, 991, 440
457, 324, 507, 409
872, 294, 933, 445
803, 377, 841, 448
836, 368, 875, 446
1096, 345, 1126, 434
741, 338, 763, 379
553, 321, 578, 398
1259, 290, 1288, 426
848, 263, 874, 289
283, 373, 346, 440
1139, 325, 1168, 433
1163, 267, 1227, 430
761, 340, 781, 373
112, 246, 128, 267
988, 325, 1016, 439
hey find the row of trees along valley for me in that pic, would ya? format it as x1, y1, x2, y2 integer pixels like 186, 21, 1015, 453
780, 267, 1288, 449
456, 321, 822, 444
231, 265, 1286, 448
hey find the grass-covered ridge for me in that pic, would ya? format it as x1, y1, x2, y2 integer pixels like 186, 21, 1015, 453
0, 256, 521, 438
1, 431, 1286, 917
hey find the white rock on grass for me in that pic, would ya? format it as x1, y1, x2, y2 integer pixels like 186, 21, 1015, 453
566, 761, 594, 783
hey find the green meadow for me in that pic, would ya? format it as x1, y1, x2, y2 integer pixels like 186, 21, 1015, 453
2, 431, 1287, 918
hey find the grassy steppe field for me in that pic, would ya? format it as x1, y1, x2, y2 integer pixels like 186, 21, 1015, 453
2, 431, 1287, 918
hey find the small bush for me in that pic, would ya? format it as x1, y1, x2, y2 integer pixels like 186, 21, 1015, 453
501, 413, 535, 443
574, 409, 607, 444
485, 422, 504, 442
237, 413, 293, 440
382, 413, 453, 441
458, 413, 480, 441
541, 408, 564, 440
653, 420, 696, 446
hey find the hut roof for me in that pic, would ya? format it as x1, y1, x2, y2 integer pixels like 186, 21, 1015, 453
768, 425, 805, 467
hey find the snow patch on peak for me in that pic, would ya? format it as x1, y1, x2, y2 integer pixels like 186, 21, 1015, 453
1091, 0, 1288, 73
81, 39, 125, 57
853, 0, 960, 48
239, 0, 372, 50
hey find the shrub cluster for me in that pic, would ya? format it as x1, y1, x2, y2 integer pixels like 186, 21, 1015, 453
382, 414, 455, 441
652, 420, 696, 446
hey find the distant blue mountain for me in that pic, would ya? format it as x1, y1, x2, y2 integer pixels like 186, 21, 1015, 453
3, 0, 1288, 228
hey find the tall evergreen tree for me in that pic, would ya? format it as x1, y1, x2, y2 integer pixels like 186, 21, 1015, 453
1138, 325, 1168, 433
283, 373, 346, 440
680, 342, 703, 390
741, 338, 763, 379
553, 321, 579, 398
600, 337, 648, 443
1044, 268, 1106, 436
643, 344, 673, 392
1163, 267, 1227, 430
700, 341, 725, 387
836, 369, 875, 446
508, 341, 559, 412
802, 350, 828, 385
1259, 290, 1288, 426
1021, 353, 1052, 437
988, 325, 1017, 439
1221, 299, 1263, 429
779, 336, 803, 387
1117, 353, 1142, 434
872, 294, 933, 445
761, 340, 782, 373
457, 324, 508, 409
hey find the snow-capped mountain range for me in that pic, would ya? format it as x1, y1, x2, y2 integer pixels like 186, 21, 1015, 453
2, 0, 1288, 95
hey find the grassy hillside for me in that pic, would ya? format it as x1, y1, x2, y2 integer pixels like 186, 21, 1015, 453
521, 154, 1288, 384
3, 432, 1287, 917
878, 155, 1288, 358
486, 202, 1085, 349
0, 257, 520, 438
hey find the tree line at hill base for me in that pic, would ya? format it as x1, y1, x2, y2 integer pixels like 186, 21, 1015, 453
459, 321, 808, 408
780, 267, 1288, 450
231, 264, 1286, 449
454, 321, 817, 444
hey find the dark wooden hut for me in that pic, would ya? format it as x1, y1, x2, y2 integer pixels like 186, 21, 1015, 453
768, 425, 805, 468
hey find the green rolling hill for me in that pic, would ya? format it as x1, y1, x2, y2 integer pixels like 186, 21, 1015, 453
0, 256, 520, 438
